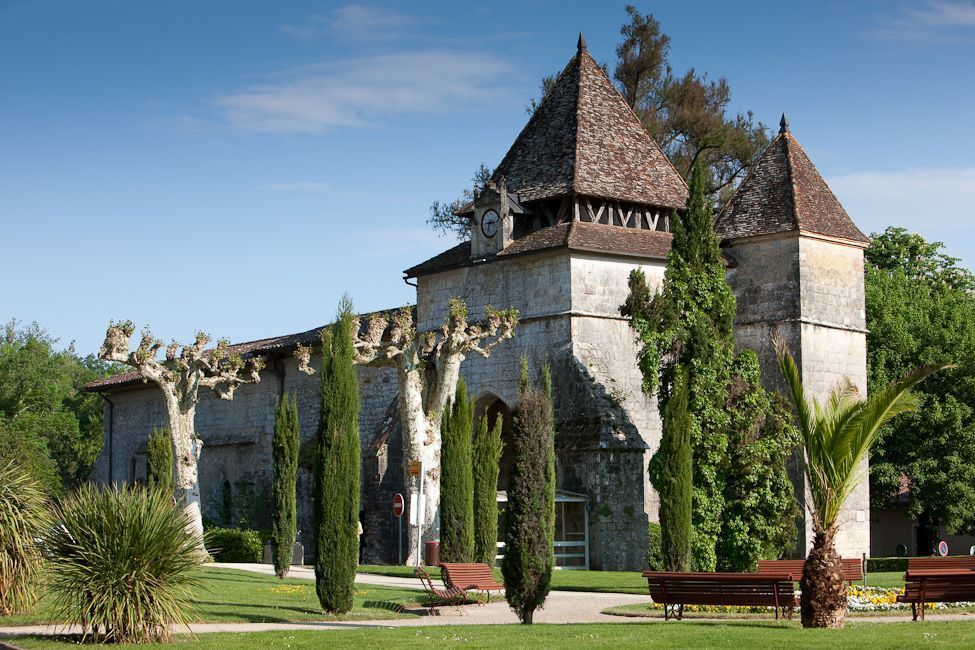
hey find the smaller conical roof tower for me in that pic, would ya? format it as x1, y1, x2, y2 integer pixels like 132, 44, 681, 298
715, 115, 868, 245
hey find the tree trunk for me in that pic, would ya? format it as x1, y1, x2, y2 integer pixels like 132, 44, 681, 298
800, 523, 847, 628
397, 365, 441, 565
162, 391, 206, 551
917, 513, 938, 557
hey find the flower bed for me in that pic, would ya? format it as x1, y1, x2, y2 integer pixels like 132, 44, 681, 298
642, 585, 975, 614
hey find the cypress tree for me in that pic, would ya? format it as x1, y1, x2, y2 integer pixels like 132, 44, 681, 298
648, 367, 692, 571
622, 159, 736, 570
146, 427, 172, 493
271, 393, 300, 578
473, 414, 503, 566
439, 379, 475, 563
314, 299, 361, 614
503, 361, 554, 624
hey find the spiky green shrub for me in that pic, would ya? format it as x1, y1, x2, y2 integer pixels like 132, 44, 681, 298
0, 460, 48, 616
473, 414, 503, 566
440, 379, 475, 563
43, 485, 202, 643
272, 393, 300, 578
146, 427, 172, 493
503, 362, 554, 625
314, 300, 360, 614
648, 366, 692, 571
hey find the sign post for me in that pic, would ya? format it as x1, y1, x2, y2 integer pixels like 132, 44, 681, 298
392, 493, 405, 565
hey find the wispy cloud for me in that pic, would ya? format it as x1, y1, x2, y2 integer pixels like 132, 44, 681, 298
828, 166, 975, 262
280, 4, 413, 41
868, 0, 975, 43
217, 51, 510, 133
258, 181, 332, 191
350, 226, 449, 257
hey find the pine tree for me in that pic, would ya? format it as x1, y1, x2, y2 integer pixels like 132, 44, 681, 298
622, 159, 736, 570
473, 414, 503, 566
271, 393, 300, 578
313, 299, 361, 614
146, 427, 172, 493
439, 379, 475, 563
648, 367, 692, 571
502, 361, 554, 624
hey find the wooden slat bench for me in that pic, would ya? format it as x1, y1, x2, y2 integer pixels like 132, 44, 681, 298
898, 569, 975, 621
642, 571, 797, 620
440, 563, 505, 603
757, 558, 863, 583
906, 557, 975, 571
414, 566, 472, 615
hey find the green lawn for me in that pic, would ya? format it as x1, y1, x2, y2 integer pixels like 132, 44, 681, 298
0, 567, 423, 627
359, 565, 648, 594
7, 621, 975, 649
358, 565, 907, 595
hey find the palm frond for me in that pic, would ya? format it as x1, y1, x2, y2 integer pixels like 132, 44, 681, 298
776, 342, 951, 530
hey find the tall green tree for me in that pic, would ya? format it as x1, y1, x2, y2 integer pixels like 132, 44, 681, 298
146, 427, 173, 493
473, 414, 503, 566
314, 300, 361, 614
503, 361, 554, 624
648, 366, 692, 571
439, 379, 475, 563
717, 352, 799, 570
0, 320, 114, 491
866, 227, 975, 554
776, 341, 947, 628
271, 393, 300, 579
622, 160, 735, 570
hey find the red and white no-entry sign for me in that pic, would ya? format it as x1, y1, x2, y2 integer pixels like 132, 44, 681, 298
392, 493, 405, 518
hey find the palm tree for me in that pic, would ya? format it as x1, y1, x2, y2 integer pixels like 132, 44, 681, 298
775, 340, 948, 628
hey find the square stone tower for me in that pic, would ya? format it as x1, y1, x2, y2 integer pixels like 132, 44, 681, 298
715, 115, 872, 558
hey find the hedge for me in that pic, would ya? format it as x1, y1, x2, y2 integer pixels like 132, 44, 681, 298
206, 527, 264, 563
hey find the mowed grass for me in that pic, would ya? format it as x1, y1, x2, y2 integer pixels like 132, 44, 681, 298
359, 565, 648, 594
8, 620, 975, 649
358, 565, 908, 595
0, 567, 423, 626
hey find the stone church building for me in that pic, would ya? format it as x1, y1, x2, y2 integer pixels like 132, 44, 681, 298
88, 39, 871, 570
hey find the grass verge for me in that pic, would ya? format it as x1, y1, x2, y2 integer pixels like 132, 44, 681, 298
6, 620, 975, 649
0, 567, 422, 627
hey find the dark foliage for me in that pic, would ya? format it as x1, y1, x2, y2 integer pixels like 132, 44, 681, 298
503, 364, 554, 624
440, 380, 475, 563
271, 393, 300, 578
648, 366, 692, 571
473, 413, 503, 566
146, 427, 172, 493
314, 300, 361, 613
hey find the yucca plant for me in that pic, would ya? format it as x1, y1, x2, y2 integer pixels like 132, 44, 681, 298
43, 485, 203, 643
0, 460, 48, 616
775, 340, 948, 628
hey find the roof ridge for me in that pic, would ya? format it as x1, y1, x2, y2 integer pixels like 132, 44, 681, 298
781, 133, 800, 232
570, 51, 585, 190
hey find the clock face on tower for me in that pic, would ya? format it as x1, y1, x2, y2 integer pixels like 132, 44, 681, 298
480, 209, 499, 238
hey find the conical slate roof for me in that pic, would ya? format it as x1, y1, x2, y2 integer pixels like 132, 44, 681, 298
491, 39, 687, 209
715, 117, 868, 244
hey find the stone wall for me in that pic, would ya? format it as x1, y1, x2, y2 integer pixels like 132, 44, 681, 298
91, 355, 398, 557
726, 233, 870, 558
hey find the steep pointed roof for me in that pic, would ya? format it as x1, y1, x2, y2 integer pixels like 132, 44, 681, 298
715, 118, 868, 245
491, 39, 687, 209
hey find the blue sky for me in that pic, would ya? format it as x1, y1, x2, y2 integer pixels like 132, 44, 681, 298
2, 0, 974, 356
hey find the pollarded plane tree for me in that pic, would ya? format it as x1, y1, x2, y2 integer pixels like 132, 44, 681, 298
297, 299, 517, 565
99, 322, 265, 545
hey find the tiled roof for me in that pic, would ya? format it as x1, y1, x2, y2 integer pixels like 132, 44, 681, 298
491, 43, 687, 209
403, 221, 673, 278
714, 125, 869, 244
85, 308, 412, 393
